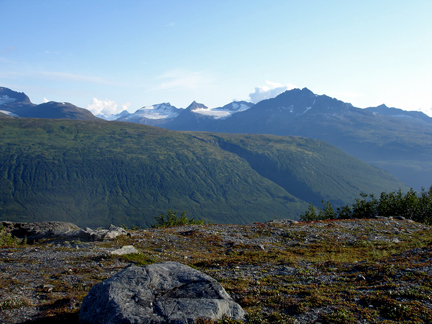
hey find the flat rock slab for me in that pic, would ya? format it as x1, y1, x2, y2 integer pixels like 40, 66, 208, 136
79, 261, 246, 324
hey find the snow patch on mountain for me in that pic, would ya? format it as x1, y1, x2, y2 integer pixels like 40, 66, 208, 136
0, 110, 19, 117
125, 103, 180, 120
0, 95, 17, 105
193, 108, 231, 119
193, 101, 254, 119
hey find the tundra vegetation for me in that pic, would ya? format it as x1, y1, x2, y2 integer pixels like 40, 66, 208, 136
1, 188, 431, 323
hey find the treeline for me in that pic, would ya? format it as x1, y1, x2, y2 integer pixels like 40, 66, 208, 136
300, 187, 432, 225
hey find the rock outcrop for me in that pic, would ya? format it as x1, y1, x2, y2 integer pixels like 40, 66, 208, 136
1, 221, 127, 243
79, 261, 246, 324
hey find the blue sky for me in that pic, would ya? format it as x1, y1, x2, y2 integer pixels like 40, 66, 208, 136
1, 0, 431, 116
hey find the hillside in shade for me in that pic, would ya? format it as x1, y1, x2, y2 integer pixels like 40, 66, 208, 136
0, 118, 406, 228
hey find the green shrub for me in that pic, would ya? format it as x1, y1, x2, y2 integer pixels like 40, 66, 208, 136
300, 186, 432, 224
0, 225, 25, 247
151, 209, 205, 228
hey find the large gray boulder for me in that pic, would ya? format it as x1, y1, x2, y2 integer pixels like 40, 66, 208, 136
79, 261, 246, 324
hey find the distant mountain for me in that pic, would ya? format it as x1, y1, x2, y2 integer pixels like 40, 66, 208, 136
115, 103, 182, 126
97, 109, 131, 121
365, 104, 432, 123
2, 86, 431, 190
0, 86, 32, 105
161, 88, 432, 190
0, 87, 99, 120
154, 101, 253, 130
112, 100, 254, 126
0, 118, 405, 228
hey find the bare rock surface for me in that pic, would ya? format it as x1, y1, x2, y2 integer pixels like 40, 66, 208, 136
1, 221, 127, 243
79, 261, 246, 324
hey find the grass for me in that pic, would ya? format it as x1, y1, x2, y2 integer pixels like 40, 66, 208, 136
0, 297, 30, 311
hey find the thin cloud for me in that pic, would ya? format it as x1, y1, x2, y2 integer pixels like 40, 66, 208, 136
153, 69, 212, 91
249, 81, 297, 103
0, 70, 24, 78
39, 71, 113, 85
1, 46, 15, 54
0, 70, 119, 86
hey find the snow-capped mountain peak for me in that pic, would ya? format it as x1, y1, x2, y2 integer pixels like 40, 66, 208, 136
130, 103, 180, 120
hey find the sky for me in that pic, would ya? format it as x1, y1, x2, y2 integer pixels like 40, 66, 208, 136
1, 0, 431, 117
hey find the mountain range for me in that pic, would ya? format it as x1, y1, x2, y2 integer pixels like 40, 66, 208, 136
110, 88, 432, 190
1, 86, 431, 191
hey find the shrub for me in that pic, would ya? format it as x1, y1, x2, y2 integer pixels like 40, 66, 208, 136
0, 225, 26, 247
151, 209, 205, 228
299, 186, 432, 224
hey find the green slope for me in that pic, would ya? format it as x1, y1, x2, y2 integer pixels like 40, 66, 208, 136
190, 133, 407, 206
0, 119, 406, 228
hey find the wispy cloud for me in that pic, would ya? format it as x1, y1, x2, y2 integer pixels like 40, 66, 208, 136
249, 81, 297, 103
0, 70, 24, 78
1, 46, 15, 54
39, 71, 114, 85
153, 69, 212, 91
0, 69, 119, 86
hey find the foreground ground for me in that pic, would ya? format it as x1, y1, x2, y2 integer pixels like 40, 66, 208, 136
0, 218, 431, 323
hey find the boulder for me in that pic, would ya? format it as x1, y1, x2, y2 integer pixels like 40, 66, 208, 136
79, 261, 246, 324
1, 221, 127, 243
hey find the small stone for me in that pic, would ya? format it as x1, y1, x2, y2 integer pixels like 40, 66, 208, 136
43, 284, 55, 292
110, 245, 139, 255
